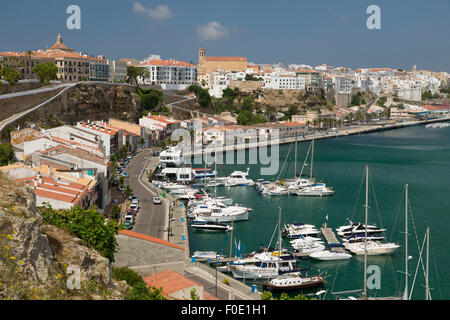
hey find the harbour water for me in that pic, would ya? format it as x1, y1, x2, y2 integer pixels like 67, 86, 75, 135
188, 124, 450, 299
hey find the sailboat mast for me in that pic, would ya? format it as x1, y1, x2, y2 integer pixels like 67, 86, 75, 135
294, 133, 298, 178
310, 139, 314, 181
278, 207, 282, 273
363, 164, 369, 299
229, 220, 234, 258
403, 184, 409, 300
425, 226, 430, 300
214, 141, 217, 198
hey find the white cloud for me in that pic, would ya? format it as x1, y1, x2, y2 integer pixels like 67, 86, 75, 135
133, 2, 174, 20
196, 21, 229, 41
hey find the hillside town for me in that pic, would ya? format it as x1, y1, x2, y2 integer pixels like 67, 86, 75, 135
1, 32, 450, 302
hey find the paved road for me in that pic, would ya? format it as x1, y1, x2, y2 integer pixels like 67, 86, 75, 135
124, 150, 168, 239
0, 83, 71, 100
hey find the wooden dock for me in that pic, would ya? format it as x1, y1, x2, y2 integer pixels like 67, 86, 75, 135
321, 227, 345, 253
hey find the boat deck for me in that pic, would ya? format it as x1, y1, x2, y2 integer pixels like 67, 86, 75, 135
321, 227, 345, 253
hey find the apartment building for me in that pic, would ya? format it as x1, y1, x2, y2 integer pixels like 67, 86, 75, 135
0, 51, 54, 80
108, 60, 128, 82
139, 115, 181, 140
76, 121, 123, 158
138, 57, 197, 90
108, 118, 152, 148
33, 144, 111, 210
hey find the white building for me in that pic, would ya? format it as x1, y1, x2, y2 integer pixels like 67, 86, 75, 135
138, 57, 198, 90
108, 60, 128, 83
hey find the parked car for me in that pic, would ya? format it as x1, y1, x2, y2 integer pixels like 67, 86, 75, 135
126, 155, 133, 160
127, 209, 137, 217
130, 203, 138, 212
124, 215, 134, 226
153, 196, 162, 204
118, 185, 125, 192
122, 172, 128, 177
124, 220, 132, 230
130, 194, 138, 201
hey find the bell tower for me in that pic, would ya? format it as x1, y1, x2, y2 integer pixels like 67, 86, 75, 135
198, 48, 206, 76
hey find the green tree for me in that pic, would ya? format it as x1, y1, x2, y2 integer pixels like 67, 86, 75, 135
1, 66, 20, 85
32, 62, 58, 83
0, 142, 14, 165
236, 109, 252, 125
39, 204, 121, 263
140, 90, 163, 110
265, 106, 277, 122
124, 185, 132, 198
127, 66, 147, 84
110, 205, 121, 221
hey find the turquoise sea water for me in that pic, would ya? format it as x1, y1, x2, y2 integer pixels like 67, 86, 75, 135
188, 124, 450, 299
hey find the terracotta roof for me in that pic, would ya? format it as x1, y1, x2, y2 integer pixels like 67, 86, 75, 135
205, 57, 247, 62
144, 270, 202, 297
139, 59, 196, 68
119, 230, 185, 250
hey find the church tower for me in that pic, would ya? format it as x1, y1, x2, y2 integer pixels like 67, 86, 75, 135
198, 48, 206, 76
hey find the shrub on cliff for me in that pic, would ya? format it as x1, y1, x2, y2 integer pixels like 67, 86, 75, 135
136, 86, 163, 111
0, 142, 14, 166
112, 267, 166, 300
188, 85, 211, 107
39, 204, 121, 263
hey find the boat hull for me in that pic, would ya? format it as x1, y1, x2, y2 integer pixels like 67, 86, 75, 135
262, 277, 325, 292
196, 211, 249, 223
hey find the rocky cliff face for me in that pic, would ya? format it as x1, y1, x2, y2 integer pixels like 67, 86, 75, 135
66, 84, 141, 123
254, 88, 327, 109
5, 83, 141, 132
0, 174, 128, 300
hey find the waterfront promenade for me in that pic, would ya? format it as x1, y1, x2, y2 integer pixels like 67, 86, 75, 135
183, 116, 450, 158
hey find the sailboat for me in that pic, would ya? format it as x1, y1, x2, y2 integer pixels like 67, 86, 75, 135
229, 208, 298, 279
332, 167, 406, 300
261, 207, 326, 292
344, 166, 400, 256
293, 139, 335, 196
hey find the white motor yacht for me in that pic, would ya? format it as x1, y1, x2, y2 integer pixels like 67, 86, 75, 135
229, 251, 297, 279
192, 205, 250, 223
294, 183, 335, 196
224, 168, 254, 187
309, 250, 352, 261
345, 241, 400, 256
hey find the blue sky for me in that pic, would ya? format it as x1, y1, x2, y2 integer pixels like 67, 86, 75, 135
1, 0, 449, 71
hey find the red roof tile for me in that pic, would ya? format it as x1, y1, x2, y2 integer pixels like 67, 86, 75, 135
119, 230, 185, 250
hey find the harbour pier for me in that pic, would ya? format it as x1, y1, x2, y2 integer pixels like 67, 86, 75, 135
320, 226, 345, 253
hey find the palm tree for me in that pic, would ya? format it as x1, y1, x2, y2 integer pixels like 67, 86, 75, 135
124, 185, 132, 199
